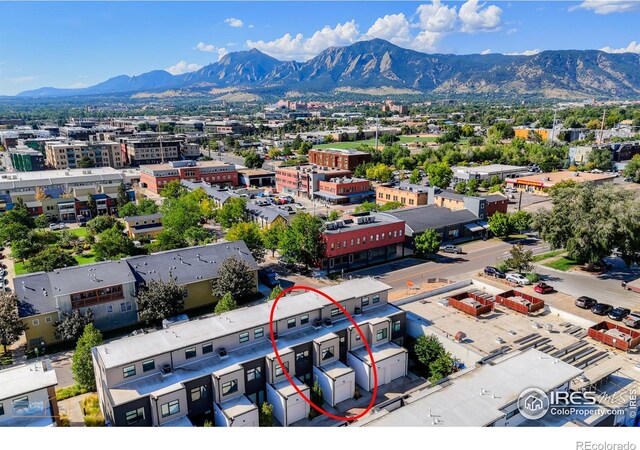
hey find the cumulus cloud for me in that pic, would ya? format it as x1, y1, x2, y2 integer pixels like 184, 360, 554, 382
459, 0, 503, 33
506, 49, 541, 56
165, 61, 203, 75
247, 20, 360, 61
481, 49, 492, 55
224, 17, 244, 27
363, 13, 412, 46
574, 0, 640, 14
600, 40, 640, 53
416, 0, 458, 33
195, 42, 228, 60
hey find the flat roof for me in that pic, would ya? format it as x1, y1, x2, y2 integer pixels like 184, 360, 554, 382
141, 160, 233, 171
274, 377, 309, 398
219, 394, 258, 419
359, 349, 582, 427
507, 171, 617, 186
320, 360, 355, 381
452, 164, 528, 174
310, 148, 369, 156
0, 361, 57, 401
237, 169, 275, 177
381, 205, 479, 235
351, 341, 407, 366
323, 212, 404, 234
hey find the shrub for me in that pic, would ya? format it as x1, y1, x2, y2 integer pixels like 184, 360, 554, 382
58, 412, 70, 427
81, 394, 105, 427
495, 262, 509, 273
526, 272, 541, 283
56, 384, 90, 401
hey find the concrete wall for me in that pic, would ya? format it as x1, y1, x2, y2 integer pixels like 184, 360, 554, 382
347, 352, 372, 392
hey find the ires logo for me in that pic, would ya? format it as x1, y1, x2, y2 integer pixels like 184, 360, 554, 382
517, 388, 598, 421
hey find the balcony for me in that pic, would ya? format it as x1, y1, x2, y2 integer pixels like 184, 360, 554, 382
70, 290, 125, 309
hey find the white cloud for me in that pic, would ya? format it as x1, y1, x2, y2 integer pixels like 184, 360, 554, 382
507, 28, 518, 34
165, 61, 203, 75
224, 17, 244, 28
68, 82, 89, 88
459, 0, 503, 33
506, 49, 541, 56
416, 0, 458, 33
248, 24, 254, 29
600, 40, 640, 53
574, 0, 640, 14
481, 49, 492, 55
195, 42, 228, 60
247, 20, 360, 60
364, 13, 412, 46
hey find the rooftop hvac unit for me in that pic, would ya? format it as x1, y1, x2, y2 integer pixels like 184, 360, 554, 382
218, 348, 228, 358
313, 318, 323, 329
161, 364, 172, 376
272, 332, 278, 341
454, 331, 466, 343
323, 318, 333, 327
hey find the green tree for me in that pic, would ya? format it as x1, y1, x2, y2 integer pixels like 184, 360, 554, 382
488, 211, 512, 239
379, 201, 403, 211
35, 214, 50, 229
489, 175, 502, 186
259, 402, 274, 427
509, 210, 532, 233
414, 229, 441, 258
160, 180, 187, 199
327, 210, 341, 221
413, 335, 445, 370
55, 309, 94, 341
454, 180, 467, 194
365, 163, 393, 182
226, 222, 265, 262
214, 292, 238, 314
27, 248, 78, 272
624, 154, 640, 183
77, 156, 96, 168
11, 237, 45, 261
505, 243, 533, 274
72, 324, 103, 390
244, 151, 264, 169
93, 228, 135, 261
262, 220, 287, 257
408, 168, 422, 184
0, 292, 27, 353
428, 352, 456, 383
184, 226, 214, 247
279, 213, 326, 269
466, 178, 479, 196
460, 124, 475, 137
117, 183, 130, 208
426, 162, 453, 188
87, 215, 123, 235
354, 202, 379, 213
587, 147, 613, 171
136, 277, 185, 321
0, 222, 31, 244
161, 194, 202, 231
323, 135, 335, 144
149, 229, 186, 252
86, 193, 97, 217
212, 257, 256, 301
215, 197, 248, 229
268, 284, 284, 300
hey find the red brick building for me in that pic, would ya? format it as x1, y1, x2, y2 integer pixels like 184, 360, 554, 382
276, 165, 351, 199
140, 160, 238, 194
322, 212, 406, 272
308, 148, 371, 171
315, 177, 374, 204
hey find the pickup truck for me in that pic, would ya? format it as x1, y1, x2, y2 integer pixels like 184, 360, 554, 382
440, 245, 462, 254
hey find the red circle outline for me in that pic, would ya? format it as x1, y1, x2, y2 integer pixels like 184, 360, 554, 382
268, 285, 378, 422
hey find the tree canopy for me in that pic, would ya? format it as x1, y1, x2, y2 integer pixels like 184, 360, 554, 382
72, 324, 103, 390
226, 222, 265, 262
136, 277, 185, 321
414, 229, 441, 257
212, 257, 256, 301
55, 309, 94, 341
0, 292, 27, 353
279, 213, 325, 268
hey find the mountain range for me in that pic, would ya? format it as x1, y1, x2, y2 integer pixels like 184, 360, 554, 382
16, 39, 640, 99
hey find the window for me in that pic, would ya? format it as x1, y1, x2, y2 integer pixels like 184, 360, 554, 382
296, 350, 309, 363
300, 314, 309, 325
376, 328, 388, 341
185, 347, 197, 359
362, 297, 369, 307
356, 237, 360, 245
106, 305, 113, 314
247, 367, 262, 382
161, 400, 180, 418
120, 302, 132, 312
372, 294, 380, 304
190, 385, 208, 402
222, 380, 238, 396
274, 361, 289, 377
32, 319, 39, 326
123, 365, 136, 378
239, 332, 250, 343
0, 403, 4, 416
505, 409, 518, 420
202, 343, 213, 354
45, 316, 52, 323
125, 407, 145, 425
287, 318, 296, 329
321, 346, 334, 361
142, 360, 155, 372
331, 308, 342, 317
12, 396, 29, 410
254, 328, 264, 339
355, 334, 361, 341
392, 320, 401, 333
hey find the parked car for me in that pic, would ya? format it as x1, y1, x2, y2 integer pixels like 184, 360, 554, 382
608, 307, 631, 321
622, 312, 640, 329
76, 215, 87, 226
533, 282, 555, 294
49, 223, 60, 230
506, 273, 531, 286
3, 287, 10, 293
575, 296, 598, 309
591, 303, 614, 316
440, 245, 462, 254
258, 268, 280, 288
0, 269, 6, 278
484, 266, 506, 278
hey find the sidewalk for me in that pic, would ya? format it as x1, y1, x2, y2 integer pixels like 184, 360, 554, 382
58, 393, 92, 427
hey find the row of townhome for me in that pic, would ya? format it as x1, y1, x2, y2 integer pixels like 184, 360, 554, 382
91, 278, 408, 427
14, 241, 258, 348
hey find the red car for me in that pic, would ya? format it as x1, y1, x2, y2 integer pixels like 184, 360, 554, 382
534, 282, 555, 294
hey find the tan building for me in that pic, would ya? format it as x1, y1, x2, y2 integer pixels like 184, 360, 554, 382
122, 213, 164, 239
45, 141, 123, 169
505, 170, 617, 194
376, 183, 429, 207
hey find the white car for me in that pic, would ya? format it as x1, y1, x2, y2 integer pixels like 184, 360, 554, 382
506, 273, 531, 286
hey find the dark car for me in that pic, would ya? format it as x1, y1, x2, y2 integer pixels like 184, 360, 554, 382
575, 296, 598, 309
533, 282, 555, 294
484, 266, 506, 278
608, 307, 631, 321
259, 269, 280, 288
591, 303, 614, 316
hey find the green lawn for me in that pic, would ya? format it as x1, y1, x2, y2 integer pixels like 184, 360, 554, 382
544, 256, 579, 271
532, 249, 566, 263
74, 253, 97, 265
57, 227, 88, 238
14, 261, 26, 275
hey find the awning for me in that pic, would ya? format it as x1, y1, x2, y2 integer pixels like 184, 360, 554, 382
465, 223, 484, 233
314, 190, 375, 200
478, 221, 490, 229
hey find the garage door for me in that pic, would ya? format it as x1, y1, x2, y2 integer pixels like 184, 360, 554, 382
334, 380, 352, 405
388, 358, 405, 383
376, 367, 387, 386
287, 398, 307, 425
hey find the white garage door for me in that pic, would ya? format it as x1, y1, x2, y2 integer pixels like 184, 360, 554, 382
388, 359, 405, 383
287, 398, 307, 425
334, 380, 352, 405
376, 367, 387, 386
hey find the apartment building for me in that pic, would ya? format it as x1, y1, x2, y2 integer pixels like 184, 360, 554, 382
14, 241, 258, 347
276, 165, 351, 199
44, 141, 123, 170
91, 278, 408, 427
308, 148, 371, 171
9, 147, 46, 172
120, 137, 181, 166
0, 361, 60, 427
122, 213, 164, 239
139, 160, 238, 194
376, 183, 429, 207
314, 177, 373, 205
323, 212, 406, 272
203, 121, 252, 136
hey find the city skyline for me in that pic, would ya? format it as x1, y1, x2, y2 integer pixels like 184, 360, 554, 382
1, 0, 640, 95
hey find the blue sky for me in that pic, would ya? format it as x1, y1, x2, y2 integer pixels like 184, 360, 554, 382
1, 1, 639, 95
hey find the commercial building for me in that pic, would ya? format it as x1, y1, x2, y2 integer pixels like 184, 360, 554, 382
14, 241, 258, 347
44, 141, 123, 169
428, 188, 508, 219
376, 183, 430, 207
308, 148, 371, 171
237, 169, 275, 188
314, 177, 374, 205
451, 164, 529, 184
9, 147, 46, 172
0, 360, 60, 427
122, 213, 164, 239
505, 171, 617, 194
570, 141, 640, 165
276, 165, 351, 199
323, 212, 406, 272
140, 160, 238, 194
120, 137, 181, 166
91, 278, 408, 427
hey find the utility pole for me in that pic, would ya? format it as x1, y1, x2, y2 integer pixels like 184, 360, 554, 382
375, 115, 379, 151
549, 108, 557, 142
598, 109, 607, 144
